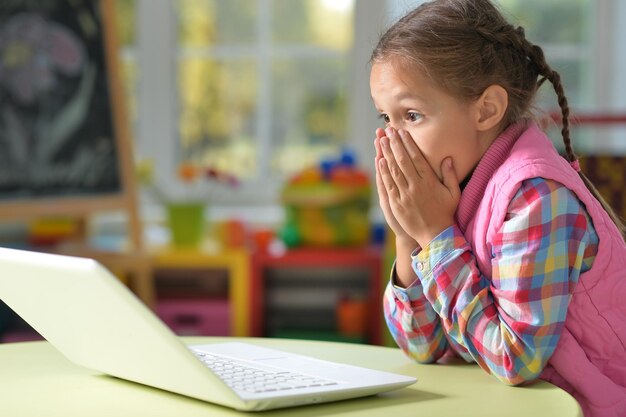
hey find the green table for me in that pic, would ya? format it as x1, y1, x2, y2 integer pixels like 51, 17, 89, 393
0, 337, 582, 417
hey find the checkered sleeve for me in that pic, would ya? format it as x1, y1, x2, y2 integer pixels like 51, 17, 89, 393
383, 267, 449, 363
391, 178, 597, 384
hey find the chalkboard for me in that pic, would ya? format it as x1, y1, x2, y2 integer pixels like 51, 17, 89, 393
0, 0, 138, 230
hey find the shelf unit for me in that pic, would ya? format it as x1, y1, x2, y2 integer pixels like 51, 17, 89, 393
250, 247, 383, 344
151, 248, 250, 337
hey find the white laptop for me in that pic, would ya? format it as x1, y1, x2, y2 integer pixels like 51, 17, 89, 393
0, 247, 416, 411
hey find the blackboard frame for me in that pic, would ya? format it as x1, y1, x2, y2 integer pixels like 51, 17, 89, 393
0, 0, 141, 248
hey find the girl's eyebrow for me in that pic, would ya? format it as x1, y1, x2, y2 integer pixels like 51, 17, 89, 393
370, 89, 427, 110
394, 91, 427, 103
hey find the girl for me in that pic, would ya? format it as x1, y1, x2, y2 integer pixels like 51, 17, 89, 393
370, 1, 626, 416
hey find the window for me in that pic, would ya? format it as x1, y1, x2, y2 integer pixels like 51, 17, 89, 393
116, 0, 363, 210
177, 0, 354, 179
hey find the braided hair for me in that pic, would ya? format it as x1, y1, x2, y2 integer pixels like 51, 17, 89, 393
371, 0, 626, 238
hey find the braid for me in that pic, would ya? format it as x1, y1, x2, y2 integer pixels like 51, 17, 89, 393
544, 68, 575, 161
524, 44, 575, 163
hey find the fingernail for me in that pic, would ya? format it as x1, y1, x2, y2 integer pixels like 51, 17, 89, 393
446, 158, 452, 169
385, 127, 393, 137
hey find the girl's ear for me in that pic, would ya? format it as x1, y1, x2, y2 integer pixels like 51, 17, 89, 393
474, 84, 508, 131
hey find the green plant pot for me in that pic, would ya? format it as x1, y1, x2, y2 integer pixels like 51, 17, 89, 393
167, 202, 206, 248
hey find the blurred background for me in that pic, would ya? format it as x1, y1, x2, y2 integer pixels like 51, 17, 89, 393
1, 0, 625, 345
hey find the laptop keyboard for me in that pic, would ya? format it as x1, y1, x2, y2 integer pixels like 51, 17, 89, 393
194, 351, 340, 394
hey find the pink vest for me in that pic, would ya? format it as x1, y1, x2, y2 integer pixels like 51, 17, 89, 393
457, 122, 626, 417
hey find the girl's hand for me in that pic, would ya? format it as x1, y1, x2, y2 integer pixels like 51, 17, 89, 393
374, 128, 417, 247
378, 127, 461, 247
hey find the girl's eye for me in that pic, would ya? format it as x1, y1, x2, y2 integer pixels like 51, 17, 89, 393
378, 114, 390, 124
407, 112, 422, 122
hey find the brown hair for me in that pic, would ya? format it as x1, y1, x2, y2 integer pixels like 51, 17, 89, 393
371, 0, 626, 238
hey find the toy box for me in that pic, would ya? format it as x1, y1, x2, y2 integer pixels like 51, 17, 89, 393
156, 298, 229, 336
280, 151, 371, 247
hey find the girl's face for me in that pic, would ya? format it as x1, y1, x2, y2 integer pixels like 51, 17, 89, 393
370, 59, 489, 183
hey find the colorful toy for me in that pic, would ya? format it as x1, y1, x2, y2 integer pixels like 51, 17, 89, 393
280, 149, 371, 247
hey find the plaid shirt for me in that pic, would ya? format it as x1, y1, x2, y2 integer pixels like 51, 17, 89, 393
384, 177, 599, 385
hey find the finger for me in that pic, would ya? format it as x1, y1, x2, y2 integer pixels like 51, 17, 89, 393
375, 128, 387, 159
377, 157, 401, 200
380, 135, 409, 189
374, 154, 388, 198
396, 129, 436, 179
375, 163, 403, 232
441, 157, 461, 202
386, 127, 423, 183
374, 144, 391, 205
374, 137, 383, 160
375, 165, 393, 212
